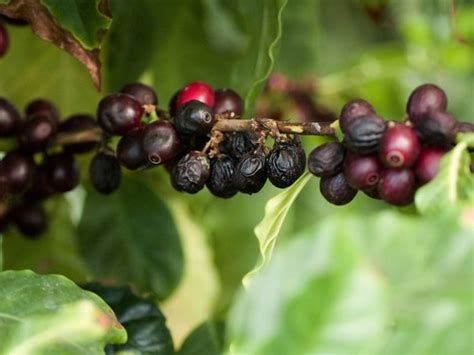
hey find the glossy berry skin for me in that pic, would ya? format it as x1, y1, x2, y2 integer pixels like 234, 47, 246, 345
0, 151, 36, 193
307, 142, 345, 177
25, 99, 60, 126
24, 165, 55, 201
413, 110, 457, 146
59, 114, 98, 154
415, 147, 447, 184
175, 100, 214, 135
343, 115, 386, 154
176, 81, 215, 108
379, 124, 420, 168
406, 84, 447, 122
142, 121, 181, 165
339, 99, 375, 132
0, 24, 9, 57
97, 94, 143, 135
44, 153, 80, 193
89, 152, 121, 195
11, 204, 47, 238
219, 132, 257, 161
171, 151, 210, 194
378, 168, 416, 206
18, 115, 57, 152
266, 141, 306, 188
121, 83, 158, 107
0, 98, 21, 137
344, 152, 381, 190
233, 151, 267, 194
213, 88, 244, 116
117, 127, 147, 170
207, 155, 238, 198
320, 172, 357, 206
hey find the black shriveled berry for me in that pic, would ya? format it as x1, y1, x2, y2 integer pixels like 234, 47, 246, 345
266, 140, 306, 188
142, 121, 181, 165
406, 84, 447, 123
11, 203, 47, 238
379, 124, 420, 168
378, 168, 416, 206
117, 127, 147, 170
25, 99, 59, 126
213, 88, 244, 116
415, 147, 447, 184
89, 152, 121, 195
97, 94, 143, 135
339, 99, 375, 132
320, 172, 357, 206
307, 142, 345, 177
413, 110, 457, 146
343, 115, 386, 154
121, 83, 158, 107
207, 155, 238, 198
219, 132, 257, 161
456, 121, 474, 134
175, 100, 214, 135
0, 24, 8, 57
344, 152, 381, 190
24, 165, 55, 201
233, 151, 267, 194
171, 151, 210, 194
44, 153, 80, 193
0, 97, 21, 137
18, 115, 57, 152
0, 151, 36, 193
59, 114, 98, 154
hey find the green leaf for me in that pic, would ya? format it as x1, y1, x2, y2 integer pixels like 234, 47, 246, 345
243, 171, 311, 287
83, 283, 174, 354
0, 270, 127, 354
0, 236, 3, 271
78, 176, 183, 300
179, 321, 225, 355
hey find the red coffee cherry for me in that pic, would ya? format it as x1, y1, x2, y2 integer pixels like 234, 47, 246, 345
176, 81, 215, 108
344, 152, 381, 190
379, 124, 420, 168
415, 147, 447, 184
378, 168, 416, 206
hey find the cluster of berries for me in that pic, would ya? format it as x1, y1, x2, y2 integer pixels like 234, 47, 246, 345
308, 84, 473, 206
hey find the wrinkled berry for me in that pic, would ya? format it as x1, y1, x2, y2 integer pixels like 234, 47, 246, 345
207, 155, 238, 198
121, 83, 158, 107
171, 151, 210, 194
97, 94, 143, 135
117, 127, 147, 170
0, 151, 36, 193
307, 141, 345, 177
142, 121, 181, 165
213, 88, 244, 116
344, 152, 381, 190
233, 151, 267, 194
378, 168, 416, 206
339, 99, 375, 132
59, 114, 98, 154
320, 172, 357, 206
379, 124, 420, 168
267, 140, 306, 188
11, 203, 47, 238
0, 97, 21, 137
414, 110, 457, 146
18, 115, 57, 152
177, 81, 215, 108
45, 153, 80, 193
406, 84, 447, 122
89, 152, 121, 195
219, 132, 257, 160
175, 100, 214, 135
415, 147, 447, 184
343, 115, 386, 153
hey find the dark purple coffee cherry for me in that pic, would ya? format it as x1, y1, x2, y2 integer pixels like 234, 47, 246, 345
320, 172, 357, 206
0, 151, 36, 193
18, 115, 57, 152
168, 91, 179, 117
0, 24, 8, 57
171, 151, 210, 194
142, 121, 181, 165
24, 165, 55, 201
117, 127, 147, 170
233, 151, 267, 194
307, 142, 345, 177
207, 155, 238, 198
406, 84, 447, 122
344, 152, 381, 190
363, 187, 381, 200
266, 140, 306, 188
25, 99, 60, 126
378, 168, 416, 206
379, 124, 420, 168
213, 88, 244, 116
415, 147, 447, 185
97, 94, 143, 135
219, 132, 257, 161
339, 99, 375, 132
0, 97, 21, 137
343, 115, 386, 154
44, 153, 80, 193
456, 121, 474, 134
11, 203, 47, 238
89, 152, 121, 195
175, 100, 214, 135
413, 110, 457, 146
121, 83, 158, 107
59, 114, 98, 154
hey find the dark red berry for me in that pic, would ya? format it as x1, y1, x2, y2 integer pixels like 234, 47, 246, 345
320, 172, 357, 206
18, 115, 57, 152
0, 24, 8, 57
11, 203, 47, 238
117, 127, 147, 170
97, 94, 143, 135
175, 100, 214, 135
0, 97, 21, 137
25, 99, 60, 126
414, 110, 457, 146
89, 152, 121, 195
176, 81, 215, 108
207, 155, 238, 198
44, 153, 80, 193
267, 140, 306, 188
339, 99, 375, 132
168, 91, 179, 117
142, 121, 181, 165
0, 151, 35, 193
363, 187, 381, 200
233, 151, 267, 194
219, 132, 257, 161
415, 147, 447, 184
343, 115, 386, 153
456, 121, 474, 134
378, 168, 416, 206
171, 151, 210, 194
307, 142, 345, 177
213, 88, 244, 116
406, 84, 447, 122
344, 152, 381, 190
379, 124, 420, 168
120, 83, 158, 107
59, 114, 98, 154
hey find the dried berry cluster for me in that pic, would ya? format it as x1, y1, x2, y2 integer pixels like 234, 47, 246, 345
308, 84, 473, 206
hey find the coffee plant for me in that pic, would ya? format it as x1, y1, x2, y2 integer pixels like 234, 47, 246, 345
0, 0, 473, 354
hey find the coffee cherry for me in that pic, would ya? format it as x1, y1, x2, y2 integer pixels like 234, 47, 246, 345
339, 99, 375, 132
406, 84, 447, 122
24, 165, 55, 201
171, 151, 210, 194
89, 152, 121, 195
0, 97, 21, 137
343, 115, 386, 154
363, 187, 381, 200
121, 83, 158, 107
320, 172, 357, 206
378, 168, 416, 206
233, 151, 267, 194
379, 124, 420, 168
456, 121, 474, 134
0, 151, 35, 193
344, 153, 381, 190
168, 91, 179, 117
117, 127, 147, 170
207, 155, 238, 198
413, 110, 457, 146
415, 147, 447, 184
176, 81, 215, 108
213, 88, 244, 116
175, 100, 214, 135
266, 140, 306, 188
97, 94, 143, 135
0, 24, 8, 57
11, 203, 47, 238
59, 114, 98, 154
307, 142, 345, 177
44, 153, 80, 193
25, 99, 60, 126
142, 121, 181, 165
18, 115, 57, 152
219, 132, 257, 160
